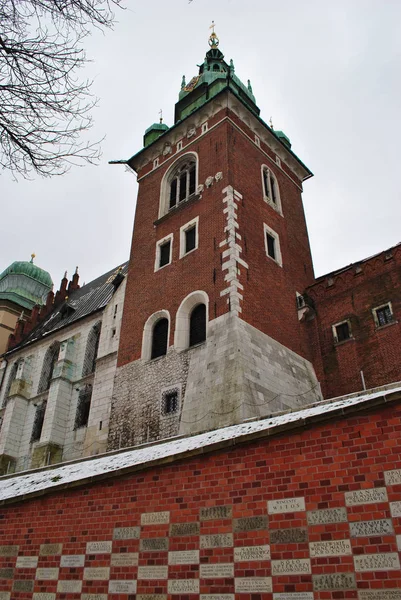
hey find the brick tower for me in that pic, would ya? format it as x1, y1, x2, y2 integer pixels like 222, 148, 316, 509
109, 30, 321, 450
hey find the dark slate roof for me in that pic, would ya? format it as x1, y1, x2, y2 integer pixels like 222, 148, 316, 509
5, 262, 128, 355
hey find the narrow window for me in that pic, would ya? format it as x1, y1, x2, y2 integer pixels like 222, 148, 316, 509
167, 159, 197, 213
185, 226, 196, 254
189, 164, 196, 195
263, 169, 270, 199
373, 303, 394, 327
333, 321, 351, 343
38, 342, 60, 394
82, 322, 101, 377
189, 304, 206, 347
74, 385, 92, 429
179, 171, 187, 201
169, 178, 177, 209
270, 174, 277, 204
2, 361, 19, 407
151, 318, 168, 359
31, 402, 46, 443
266, 232, 276, 260
159, 240, 171, 268
162, 389, 179, 415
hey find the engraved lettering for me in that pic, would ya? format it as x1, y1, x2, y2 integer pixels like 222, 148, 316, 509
390, 501, 401, 518
358, 591, 401, 600
235, 577, 272, 593
354, 553, 400, 572
384, 469, 401, 486
36, 567, 59, 580
168, 550, 199, 565
60, 554, 85, 567
0, 545, 18, 556
350, 519, 393, 537
313, 573, 356, 590
39, 543, 62, 556
345, 488, 388, 506
274, 594, 314, 600
270, 528, 308, 544
83, 567, 110, 580
271, 559, 311, 575
168, 579, 199, 594
307, 507, 348, 525
111, 552, 138, 567
86, 541, 112, 554
170, 522, 199, 536
234, 545, 270, 562
200, 563, 234, 578
13, 580, 34, 592
113, 526, 140, 540
0, 568, 13, 579
200, 505, 232, 520
57, 580, 82, 593
141, 511, 170, 525
233, 516, 268, 532
309, 539, 352, 557
268, 497, 305, 514
140, 537, 168, 552
138, 566, 168, 580
200, 534, 233, 548
109, 580, 137, 594
16, 556, 38, 568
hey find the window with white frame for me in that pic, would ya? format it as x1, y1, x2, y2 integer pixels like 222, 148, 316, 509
332, 320, 352, 343
372, 302, 394, 328
263, 223, 282, 266
174, 291, 209, 352
180, 216, 199, 258
141, 310, 170, 361
155, 234, 173, 271
261, 165, 281, 213
159, 153, 198, 217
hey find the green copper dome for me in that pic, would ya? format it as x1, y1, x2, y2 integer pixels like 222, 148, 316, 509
144, 122, 169, 148
0, 257, 53, 310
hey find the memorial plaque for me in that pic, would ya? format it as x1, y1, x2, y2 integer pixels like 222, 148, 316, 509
0, 545, 18, 556
16, 556, 38, 568
84, 566, 110, 580
233, 516, 268, 532
168, 550, 199, 565
86, 541, 112, 554
168, 579, 199, 594
390, 501, 401, 518
81, 595, 108, 600
113, 526, 140, 540
200, 563, 234, 578
235, 577, 272, 593
138, 566, 168, 580
200, 534, 233, 548
33, 595, 56, 600
0, 568, 13, 579
111, 552, 138, 567
60, 554, 85, 567
272, 558, 311, 575
234, 545, 270, 562
0, 593, 10, 600
170, 522, 199, 536
354, 552, 400, 572
270, 528, 308, 544
384, 469, 401, 486
274, 594, 314, 600
36, 567, 59, 580
307, 507, 348, 525
268, 497, 305, 514
141, 511, 170, 525
13, 580, 34, 592
350, 519, 393, 537
309, 539, 352, 557
109, 580, 137, 594
358, 591, 401, 600
200, 505, 232, 521
397, 535, 401, 551
201, 596, 234, 600
140, 537, 168, 552
137, 596, 167, 600
313, 572, 356, 590
39, 543, 62, 556
57, 580, 82, 593
345, 487, 388, 506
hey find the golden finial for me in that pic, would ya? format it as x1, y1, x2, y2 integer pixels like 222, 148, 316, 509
208, 21, 219, 48
269, 116, 274, 130
30, 253, 36, 263
159, 109, 163, 124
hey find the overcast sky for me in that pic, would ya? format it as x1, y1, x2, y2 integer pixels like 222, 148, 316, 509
2, 0, 401, 288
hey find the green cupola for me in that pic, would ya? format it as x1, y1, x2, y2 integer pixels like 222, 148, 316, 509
0, 255, 53, 310
144, 120, 169, 148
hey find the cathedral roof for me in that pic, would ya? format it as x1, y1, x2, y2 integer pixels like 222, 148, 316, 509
0, 257, 53, 310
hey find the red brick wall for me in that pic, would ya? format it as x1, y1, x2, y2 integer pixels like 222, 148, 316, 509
307, 246, 401, 398
1, 401, 401, 597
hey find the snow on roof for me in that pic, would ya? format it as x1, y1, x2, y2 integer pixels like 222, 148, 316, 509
1, 384, 400, 504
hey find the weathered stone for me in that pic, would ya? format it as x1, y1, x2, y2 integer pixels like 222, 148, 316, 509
354, 553, 400, 572
39, 543, 62, 556
358, 591, 401, 600
83, 566, 110, 580
384, 469, 401, 486
233, 516, 268, 532
0, 593, 10, 600
137, 596, 167, 600
141, 511, 170, 525
274, 594, 314, 600
268, 497, 305, 514
345, 487, 388, 506
0, 545, 18, 556
271, 558, 311, 575
81, 595, 108, 600
200, 505, 232, 520
168, 550, 199, 565
0, 568, 13, 579
200, 563, 234, 578
200, 534, 233, 548
201, 596, 234, 600
309, 539, 352, 557
138, 566, 168, 579
235, 577, 272, 593
140, 537, 168, 552
57, 580, 82, 593
350, 519, 393, 537
86, 540, 112, 554
108, 580, 137, 594
32, 595, 56, 600
60, 554, 85, 567
313, 572, 356, 590
170, 522, 199, 536
270, 528, 308, 544
13, 580, 34, 592
390, 501, 401, 518
234, 545, 270, 562
16, 556, 38, 568
113, 526, 140, 540
168, 579, 199, 594
111, 552, 138, 566
36, 567, 59, 580
307, 507, 348, 525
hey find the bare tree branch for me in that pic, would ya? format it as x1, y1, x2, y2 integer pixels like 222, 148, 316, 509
0, 0, 124, 177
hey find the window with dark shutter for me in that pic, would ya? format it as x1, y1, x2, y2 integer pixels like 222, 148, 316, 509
151, 318, 169, 359
189, 304, 206, 347
266, 232, 276, 260
162, 389, 179, 415
159, 240, 171, 267
74, 385, 92, 429
31, 402, 46, 443
335, 321, 351, 342
185, 226, 196, 253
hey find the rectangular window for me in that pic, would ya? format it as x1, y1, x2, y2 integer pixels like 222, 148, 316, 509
180, 217, 199, 258
163, 390, 178, 414
266, 232, 276, 260
185, 226, 196, 254
159, 240, 171, 268
263, 223, 282, 266
373, 303, 394, 327
333, 320, 351, 343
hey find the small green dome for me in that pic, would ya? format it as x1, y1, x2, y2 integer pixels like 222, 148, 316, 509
0, 258, 53, 310
274, 130, 292, 149
144, 122, 169, 147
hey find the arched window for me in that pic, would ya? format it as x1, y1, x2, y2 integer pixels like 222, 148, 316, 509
151, 318, 169, 359
261, 165, 281, 213
38, 342, 60, 394
82, 322, 101, 377
159, 153, 198, 217
189, 304, 206, 347
2, 361, 19, 407
74, 384, 92, 429
31, 401, 46, 443
175, 291, 209, 352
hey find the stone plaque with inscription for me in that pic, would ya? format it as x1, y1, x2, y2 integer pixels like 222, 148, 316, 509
354, 552, 400, 572
141, 511, 170, 525
39, 543, 62, 556
307, 507, 348, 525
57, 580, 82, 593
109, 580, 137, 594
36, 567, 59, 580
111, 552, 138, 567
345, 487, 388, 506
137, 595, 167, 600
384, 469, 401, 486
233, 516, 268, 532
234, 545, 270, 562
350, 519, 393, 537
390, 501, 401, 518
33, 595, 56, 600
358, 591, 401, 600
84, 566, 110, 580
200, 534, 233, 548
200, 505, 232, 520
13, 580, 34, 592
170, 522, 199, 536
274, 594, 314, 600
313, 572, 356, 590
60, 554, 85, 567
169, 550, 199, 565
235, 577, 272, 593
113, 526, 140, 540
140, 537, 168, 552
270, 528, 308, 544
0, 568, 13, 579
309, 539, 352, 557
0, 593, 10, 600
397, 535, 401, 551
16, 556, 38, 568
138, 566, 168, 580
272, 558, 311, 575
268, 497, 305, 514
81, 595, 108, 600
86, 540, 112, 554
201, 596, 234, 600
200, 563, 234, 578
168, 579, 199, 594
0, 545, 18, 556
